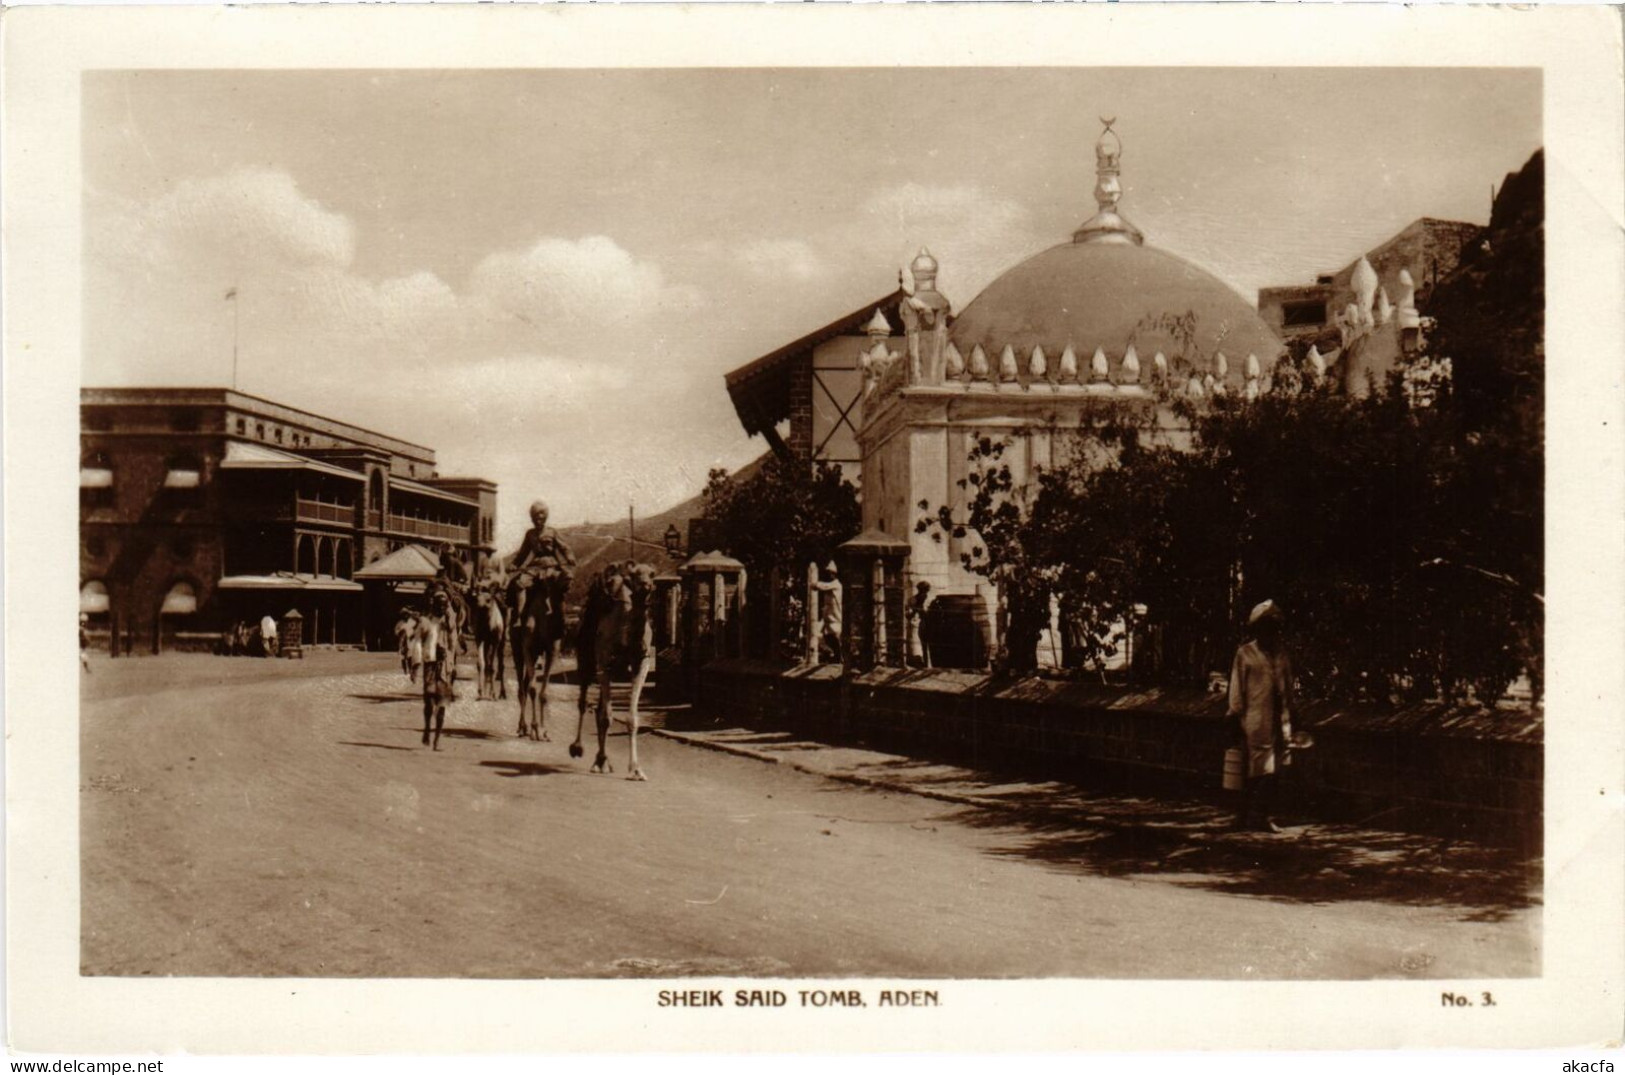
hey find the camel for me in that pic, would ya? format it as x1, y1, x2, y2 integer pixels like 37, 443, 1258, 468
470, 578, 508, 701
571, 561, 657, 780
417, 592, 458, 750
509, 570, 569, 741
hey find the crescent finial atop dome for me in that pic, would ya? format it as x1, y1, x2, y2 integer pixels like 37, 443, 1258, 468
1073, 117, 1143, 247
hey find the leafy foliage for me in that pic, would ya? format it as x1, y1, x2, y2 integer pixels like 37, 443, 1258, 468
701, 455, 861, 656
916, 434, 1053, 672
910, 150, 1543, 704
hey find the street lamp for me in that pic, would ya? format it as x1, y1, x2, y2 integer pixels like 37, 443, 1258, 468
663, 524, 685, 559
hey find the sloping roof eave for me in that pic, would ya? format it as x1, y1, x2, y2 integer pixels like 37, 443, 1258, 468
723, 289, 906, 436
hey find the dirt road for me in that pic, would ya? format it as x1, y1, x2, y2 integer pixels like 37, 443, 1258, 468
80, 652, 1539, 978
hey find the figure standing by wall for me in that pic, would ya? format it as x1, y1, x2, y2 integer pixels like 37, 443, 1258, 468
1226, 600, 1295, 833
811, 561, 844, 663
906, 580, 933, 668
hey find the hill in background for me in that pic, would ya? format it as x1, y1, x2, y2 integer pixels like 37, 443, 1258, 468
555, 451, 769, 602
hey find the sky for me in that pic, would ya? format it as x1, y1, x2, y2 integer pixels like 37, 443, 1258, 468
82, 67, 1540, 549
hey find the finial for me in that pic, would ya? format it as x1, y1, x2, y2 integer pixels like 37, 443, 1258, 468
1307, 345, 1326, 379
1073, 117, 1143, 246
998, 345, 1020, 384
864, 308, 891, 338
968, 344, 990, 381
1121, 344, 1141, 383
911, 248, 938, 290
1352, 257, 1378, 326
1058, 344, 1079, 384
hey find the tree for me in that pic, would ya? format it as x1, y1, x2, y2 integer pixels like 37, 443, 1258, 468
916, 434, 1056, 673
700, 456, 861, 656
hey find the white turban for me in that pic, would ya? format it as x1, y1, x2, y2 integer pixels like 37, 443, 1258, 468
1248, 599, 1283, 626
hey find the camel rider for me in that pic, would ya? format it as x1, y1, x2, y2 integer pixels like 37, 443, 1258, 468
507, 500, 576, 621
437, 543, 469, 588
430, 543, 471, 644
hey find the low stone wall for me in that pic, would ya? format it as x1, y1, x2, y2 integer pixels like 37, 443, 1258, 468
697, 659, 1542, 847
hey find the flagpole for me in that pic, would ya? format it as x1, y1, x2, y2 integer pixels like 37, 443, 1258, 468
227, 286, 240, 391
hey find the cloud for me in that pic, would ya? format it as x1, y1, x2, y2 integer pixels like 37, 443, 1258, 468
100, 168, 356, 271
734, 238, 825, 281
84, 166, 735, 531
469, 235, 703, 329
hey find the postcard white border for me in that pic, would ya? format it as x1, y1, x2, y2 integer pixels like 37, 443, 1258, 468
5, 3, 1623, 1054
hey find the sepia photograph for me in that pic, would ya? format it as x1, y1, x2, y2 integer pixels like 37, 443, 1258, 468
74, 62, 1545, 981
6, 2, 1623, 1058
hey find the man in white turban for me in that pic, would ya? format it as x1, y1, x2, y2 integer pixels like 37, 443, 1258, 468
506, 499, 576, 623
1226, 599, 1295, 833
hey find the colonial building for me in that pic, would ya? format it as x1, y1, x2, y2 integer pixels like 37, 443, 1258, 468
1257, 216, 1480, 394
721, 120, 1489, 668
80, 387, 497, 654
724, 292, 907, 480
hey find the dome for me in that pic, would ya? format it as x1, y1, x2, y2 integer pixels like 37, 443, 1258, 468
949, 240, 1283, 377
946, 118, 1283, 383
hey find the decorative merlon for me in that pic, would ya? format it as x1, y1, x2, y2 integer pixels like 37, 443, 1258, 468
1059, 345, 1079, 384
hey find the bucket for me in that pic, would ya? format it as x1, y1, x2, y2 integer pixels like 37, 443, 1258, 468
1222, 746, 1246, 792
924, 594, 992, 669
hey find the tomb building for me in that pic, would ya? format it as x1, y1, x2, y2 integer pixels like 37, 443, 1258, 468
856, 120, 1285, 619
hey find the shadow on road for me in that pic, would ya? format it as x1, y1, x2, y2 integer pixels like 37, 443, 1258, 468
478, 759, 576, 779
674, 708, 1541, 920
932, 784, 1540, 920
349, 693, 419, 705
337, 740, 417, 752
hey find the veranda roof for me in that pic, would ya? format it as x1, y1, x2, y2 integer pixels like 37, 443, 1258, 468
352, 544, 441, 581
217, 573, 364, 592
220, 440, 366, 482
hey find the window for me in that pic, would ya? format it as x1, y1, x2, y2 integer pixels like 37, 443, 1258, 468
1282, 300, 1327, 327
256, 423, 266, 440
80, 579, 110, 614
274, 427, 284, 444
163, 454, 203, 490
161, 453, 205, 509
80, 452, 115, 509
235, 417, 247, 435
160, 580, 197, 615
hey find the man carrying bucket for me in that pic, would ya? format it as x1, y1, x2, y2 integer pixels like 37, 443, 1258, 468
1226, 599, 1295, 833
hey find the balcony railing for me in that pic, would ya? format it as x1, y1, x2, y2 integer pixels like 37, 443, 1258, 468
384, 512, 468, 543
295, 498, 356, 526
366, 509, 382, 531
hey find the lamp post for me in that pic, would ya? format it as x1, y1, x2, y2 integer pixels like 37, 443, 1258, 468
663, 524, 685, 559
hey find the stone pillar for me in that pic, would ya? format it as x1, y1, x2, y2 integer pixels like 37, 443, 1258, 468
680, 551, 746, 663
836, 529, 911, 673
653, 574, 681, 649
279, 609, 304, 659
